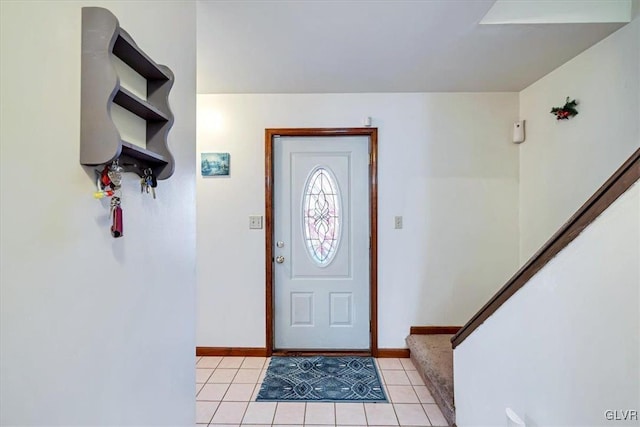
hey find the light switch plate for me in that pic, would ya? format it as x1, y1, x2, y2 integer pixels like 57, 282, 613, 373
394, 216, 403, 229
249, 215, 263, 229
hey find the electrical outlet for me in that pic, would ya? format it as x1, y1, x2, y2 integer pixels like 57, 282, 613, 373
249, 215, 263, 229
394, 216, 403, 229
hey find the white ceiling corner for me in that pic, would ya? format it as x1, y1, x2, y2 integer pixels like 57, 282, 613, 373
481, 0, 633, 24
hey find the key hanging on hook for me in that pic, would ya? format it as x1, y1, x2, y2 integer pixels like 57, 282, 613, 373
110, 196, 123, 238
149, 169, 157, 199
141, 168, 157, 199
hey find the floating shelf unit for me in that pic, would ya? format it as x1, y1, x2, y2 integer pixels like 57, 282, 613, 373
80, 7, 175, 180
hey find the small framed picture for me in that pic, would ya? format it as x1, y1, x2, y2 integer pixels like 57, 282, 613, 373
201, 152, 230, 176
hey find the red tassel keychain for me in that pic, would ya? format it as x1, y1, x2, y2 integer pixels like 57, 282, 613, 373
110, 196, 123, 238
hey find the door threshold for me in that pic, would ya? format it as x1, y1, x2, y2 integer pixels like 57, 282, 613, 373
272, 349, 372, 357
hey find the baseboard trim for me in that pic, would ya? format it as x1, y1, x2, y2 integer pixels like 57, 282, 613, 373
196, 347, 268, 357
410, 326, 461, 335
377, 348, 410, 358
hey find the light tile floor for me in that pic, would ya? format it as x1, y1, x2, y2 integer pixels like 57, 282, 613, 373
196, 356, 448, 427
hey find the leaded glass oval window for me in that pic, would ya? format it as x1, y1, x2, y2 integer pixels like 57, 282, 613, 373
302, 167, 341, 266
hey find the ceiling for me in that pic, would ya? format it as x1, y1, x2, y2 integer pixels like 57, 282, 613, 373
196, 0, 628, 94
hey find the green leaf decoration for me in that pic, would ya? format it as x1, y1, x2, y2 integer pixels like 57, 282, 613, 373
550, 97, 579, 120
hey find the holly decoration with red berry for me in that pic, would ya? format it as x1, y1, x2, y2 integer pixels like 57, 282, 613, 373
550, 97, 578, 120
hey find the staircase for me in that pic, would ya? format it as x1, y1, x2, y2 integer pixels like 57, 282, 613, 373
406, 334, 455, 426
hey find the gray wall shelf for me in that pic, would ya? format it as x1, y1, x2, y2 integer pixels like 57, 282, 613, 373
80, 7, 175, 180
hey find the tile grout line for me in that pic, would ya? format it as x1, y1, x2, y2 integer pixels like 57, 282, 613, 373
416, 369, 434, 427
404, 358, 439, 425
236, 395, 251, 426
268, 396, 277, 425
208, 357, 244, 425
362, 400, 370, 426
197, 358, 222, 402
385, 380, 401, 427
395, 357, 415, 427
197, 365, 216, 385
203, 400, 217, 426
221, 357, 243, 401
423, 402, 434, 427
303, 401, 308, 426
197, 357, 223, 389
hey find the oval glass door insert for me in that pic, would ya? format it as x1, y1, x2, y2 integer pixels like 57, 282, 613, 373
302, 167, 342, 266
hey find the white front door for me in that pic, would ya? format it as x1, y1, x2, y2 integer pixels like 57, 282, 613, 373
274, 135, 370, 350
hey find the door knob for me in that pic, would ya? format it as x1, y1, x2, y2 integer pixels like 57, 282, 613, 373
275, 256, 285, 264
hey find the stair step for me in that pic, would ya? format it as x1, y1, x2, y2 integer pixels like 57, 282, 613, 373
406, 334, 455, 426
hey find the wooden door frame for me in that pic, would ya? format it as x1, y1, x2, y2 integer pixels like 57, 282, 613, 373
265, 128, 379, 357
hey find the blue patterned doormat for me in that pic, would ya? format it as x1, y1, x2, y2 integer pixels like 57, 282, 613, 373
256, 356, 387, 402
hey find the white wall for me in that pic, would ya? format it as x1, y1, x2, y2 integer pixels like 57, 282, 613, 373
454, 182, 640, 426
196, 93, 520, 349
519, 17, 639, 261
0, 1, 196, 425
453, 16, 640, 426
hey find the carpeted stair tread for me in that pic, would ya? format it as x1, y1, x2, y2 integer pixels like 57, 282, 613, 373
406, 334, 454, 426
